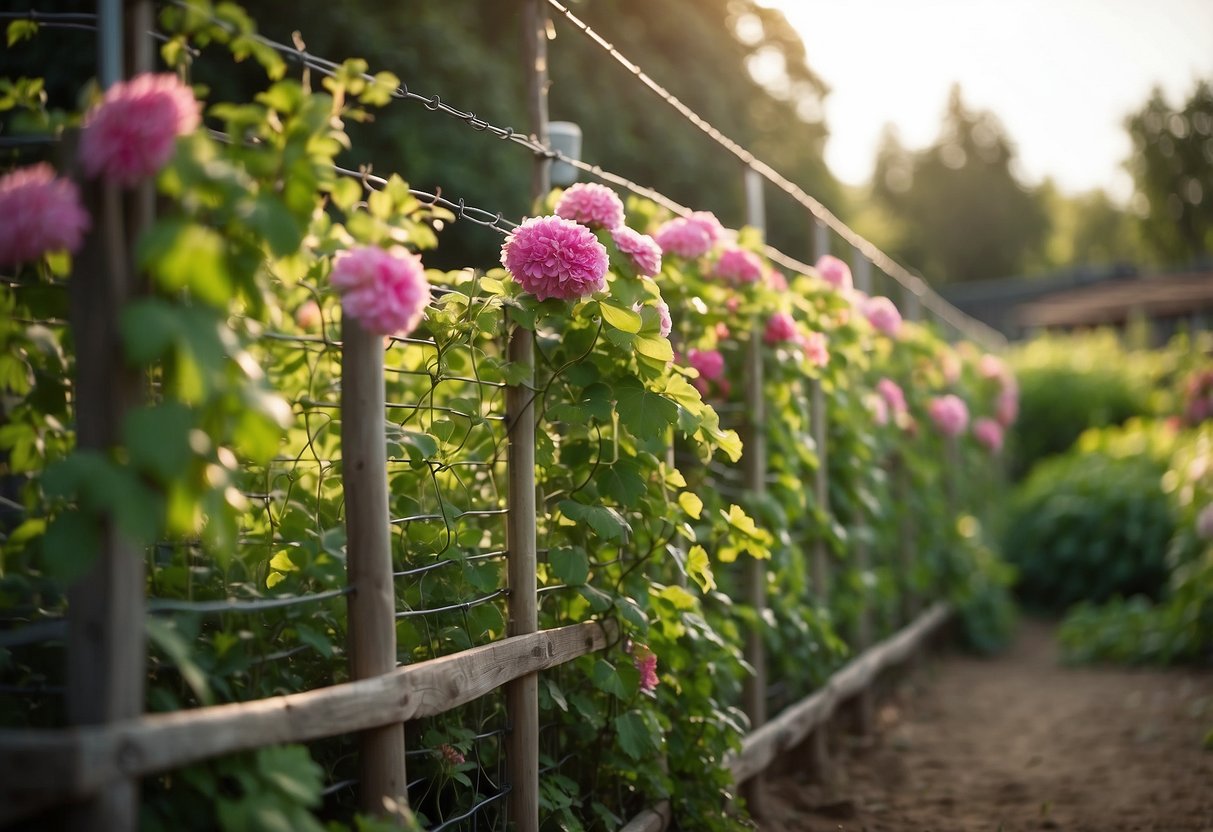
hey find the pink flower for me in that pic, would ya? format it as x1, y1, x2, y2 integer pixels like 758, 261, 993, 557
725, 295, 741, 314
995, 388, 1019, 427
928, 394, 969, 438
815, 254, 853, 291
610, 226, 662, 277
501, 215, 608, 301
295, 299, 322, 330
688, 348, 724, 381
633, 646, 659, 693
973, 417, 1004, 454
801, 331, 829, 367
940, 350, 962, 384
868, 393, 889, 426
653, 217, 714, 259
555, 182, 625, 230
438, 744, 465, 766
689, 211, 726, 243
79, 73, 200, 186
1197, 504, 1213, 540
979, 354, 1007, 382
655, 299, 672, 338
864, 296, 902, 338
331, 246, 430, 336
713, 246, 764, 285
877, 378, 908, 417
764, 311, 798, 344
0, 164, 90, 266
715, 322, 731, 339
767, 268, 788, 291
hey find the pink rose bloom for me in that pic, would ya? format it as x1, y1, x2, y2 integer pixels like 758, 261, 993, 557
331, 246, 431, 337
715, 322, 730, 339
295, 299, 322, 330
995, 388, 1019, 427
689, 211, 726, 244
864, 295, 902, 338
801, 331, 829, 367
501, 215, 608, 301
79, 73, 200, 186
1197, 504, 1213, 540
655, 299, 672, 338
0, 163, 90, 266
634, 646, 659, 693
688, 348, 724, 381
815, 254, 853, 291
610, 225, 662, 277
767, 268, 788, 291
928, 394, 969, 438
653, 216, 713, 259
868, 392, 889, 426
877, 378, 908, 417
973, 417, 1004, 454
555, 182, 625, 230
979, 354, 1007, 382
725, 295, 741, 314
713, 246, 764, 285
764, 311, 798, 344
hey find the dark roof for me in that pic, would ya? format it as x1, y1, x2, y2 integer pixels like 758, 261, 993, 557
1014, 271, 1213, 328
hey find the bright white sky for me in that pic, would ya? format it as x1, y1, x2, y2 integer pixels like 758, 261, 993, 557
759, 0, 1213, 202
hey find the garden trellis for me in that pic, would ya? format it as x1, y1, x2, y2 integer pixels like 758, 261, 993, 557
0, 2, 1011, 831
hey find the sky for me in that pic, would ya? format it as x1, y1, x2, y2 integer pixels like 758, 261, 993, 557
759, 0, 1213, 202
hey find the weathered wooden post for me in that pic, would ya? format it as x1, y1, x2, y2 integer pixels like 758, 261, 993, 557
806, 376, 831, 779
812, 218, 830, 263
505, 2, 547, 829
740, 167, 769, 815
849, 246, 875, 740
65, 4, 147, 828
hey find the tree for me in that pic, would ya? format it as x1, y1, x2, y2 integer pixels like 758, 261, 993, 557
868, 86, 1048, 283
1125, 80, 1213, 265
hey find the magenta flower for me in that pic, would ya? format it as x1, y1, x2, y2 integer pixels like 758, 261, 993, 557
0, 164, 90, 267
633, 646, 659, 693
501, 215, 609, 301
79, 73, 200, 186
713, 246, 764, 285
801, 331, 829, 367
688, 348, 724, 381
610, 225, 662, 277
973, 418, 1004, 453
877, 378, 908, 417
689, 211, 726, 244
1197, 504, 1213, 540
655, 299, 672, 338
331, 246, 430, 337
555, 182, 625, 230
438, 744, 465, 766
815, 254, 853, 291
763, 311, 798, 344
864, 296, 903, 338
928, 394, 969, 438
995, 388, 1019, 427
653, 217, 714, 259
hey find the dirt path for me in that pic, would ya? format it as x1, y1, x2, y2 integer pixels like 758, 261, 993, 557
759, 619, 1213, 832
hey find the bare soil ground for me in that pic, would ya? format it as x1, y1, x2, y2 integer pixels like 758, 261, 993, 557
758, 619, 1213, 832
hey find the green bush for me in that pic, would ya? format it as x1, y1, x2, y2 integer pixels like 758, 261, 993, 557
1003, 422, 1176, 609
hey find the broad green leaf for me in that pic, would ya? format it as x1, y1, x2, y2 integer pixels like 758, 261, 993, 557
634, 334, 673, 363
599, 301, 642, 334
41, 512, 98, 582
614, 710, 659, 760
615, 379, 678, 440
678, 491, 703, 519
123, 402, 194, 483
686, 545, 716, 592
558, 500, 631, 542
548, 546, 589, 586
657, 584, 696, 611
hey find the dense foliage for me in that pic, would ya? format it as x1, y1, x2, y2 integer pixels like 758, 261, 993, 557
0, 5, 1016, 830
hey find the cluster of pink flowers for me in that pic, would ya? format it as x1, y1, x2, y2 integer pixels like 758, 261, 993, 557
868, 392, 890, 426
688, 348, 724, 381
979, 353, 1007, 383
330, 246, 431, 336
500, 215, 609, 301
763, 311, 798, 345
80, 73, 200, 186
802, 331, 829, 367
972, 417, 1005, 454
767, 268, 788, 291
0, 164, 91, 267
876, 378, 908, 419
633, 645, 659, 693
928, 394, 969, 437
438, 744, 466, 766
610, 226, 662, 277
554, 182, 625, 230
864, 296, 903, 338
652, 211, 724, 260
1197, 503, 1213, 541
713, 246, 764, 284
815, 254, 853, 291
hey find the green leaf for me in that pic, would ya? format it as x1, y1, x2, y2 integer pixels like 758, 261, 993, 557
7, 20, 38, 47
656, 584, 697, 611
41, 512, 98, 582
599, 301, 642, 334
686, 544, 716, 592
634, 334, 673, 363
246, 194, 304, 257
599, 459, 647, 507
255, 745, 324, 807
678, 491, 703, 519
558, 500, 631, 542
120, 299, 180, 363
615, 379, 678, 440
269, 550, 299, 572
590, 658, 628, 699
614, 710, 659, 760
146, 617, 214, 705
137, 220, 231, 306
548, 546, 589, 586
123, 402, 194, 483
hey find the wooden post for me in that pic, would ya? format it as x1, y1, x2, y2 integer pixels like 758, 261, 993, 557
65, 4, 144, 828
806, 378, 830, 779
849, 248, 874, 739
901, 284, 922, 323
342, 321, 408, 817
506, 3, 547, 830
812, 220, 830, 263
893, 455, 919, 625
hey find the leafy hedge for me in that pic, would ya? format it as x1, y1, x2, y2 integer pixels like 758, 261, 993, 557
0, 5, 1016, 829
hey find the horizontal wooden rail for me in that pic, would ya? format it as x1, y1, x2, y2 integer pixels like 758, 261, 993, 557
0, 619, 616, 824
728, 603, 949, 784
618, 801, 671, 832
